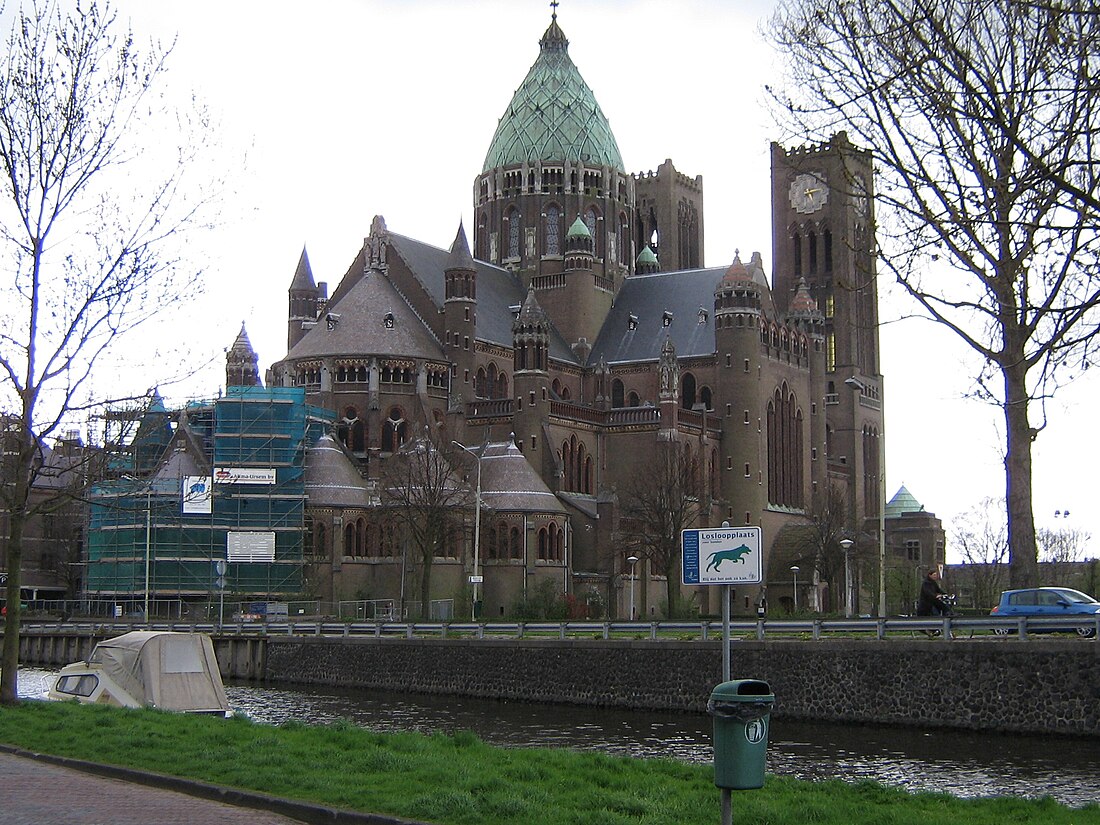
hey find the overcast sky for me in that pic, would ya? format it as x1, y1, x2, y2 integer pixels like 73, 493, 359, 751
18, 0, 1098, 559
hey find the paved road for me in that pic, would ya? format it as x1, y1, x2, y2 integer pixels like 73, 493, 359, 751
0, 750, 422, 825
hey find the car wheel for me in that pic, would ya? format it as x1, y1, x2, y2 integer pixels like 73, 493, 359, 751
992, 626, 1010, 636
1075, 626, 1096, 638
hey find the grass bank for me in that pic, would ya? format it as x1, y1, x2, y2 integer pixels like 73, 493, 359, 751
0, 701, 1095, 825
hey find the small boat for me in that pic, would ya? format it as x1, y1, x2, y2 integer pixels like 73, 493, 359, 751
48, 630, 230, 715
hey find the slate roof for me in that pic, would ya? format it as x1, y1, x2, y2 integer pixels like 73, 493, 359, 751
482, 15, 623, 172
477, 439, 568, 515
386, 233, 578, 363
286, 253, 444, 362
588, 267, 725, 364
304, 435, 375, 509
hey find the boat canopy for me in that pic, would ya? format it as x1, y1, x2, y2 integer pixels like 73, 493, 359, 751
87, 631, 229, 713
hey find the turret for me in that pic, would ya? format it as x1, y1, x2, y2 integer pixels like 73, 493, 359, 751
444, 222, 478, 402
226, 322, 262, 389
512, 289, 551, 466
635, 244, 659, 275
288, 247, 320, 351
713, 253, 765, 524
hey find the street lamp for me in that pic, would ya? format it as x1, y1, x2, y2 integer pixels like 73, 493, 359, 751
839, 538, 854, 617
452, 441, 486, 621
627, 555, 640, 619
844, 375, 887, 618
790, 565, 800, 612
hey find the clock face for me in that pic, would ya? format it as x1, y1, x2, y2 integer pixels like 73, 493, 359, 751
789, 173, 828, 214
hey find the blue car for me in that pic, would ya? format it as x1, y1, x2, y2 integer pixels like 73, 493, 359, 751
990, 587, 1100, 637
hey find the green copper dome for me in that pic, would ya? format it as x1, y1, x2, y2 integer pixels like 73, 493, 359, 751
482, 16, 624, 173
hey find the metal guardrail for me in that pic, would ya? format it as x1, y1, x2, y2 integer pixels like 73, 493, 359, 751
17, 615, 1100, 641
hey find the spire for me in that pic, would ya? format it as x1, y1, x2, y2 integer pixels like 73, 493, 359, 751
789, 278, 819, 314
540, 3, 568, 53
289, 246, 315, 292
227, 321, 261, 388
447, 221, 477, 272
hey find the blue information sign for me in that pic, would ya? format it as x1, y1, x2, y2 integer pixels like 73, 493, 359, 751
681, 526, 763, 585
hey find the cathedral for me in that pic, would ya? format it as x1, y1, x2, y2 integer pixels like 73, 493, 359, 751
233, 10, 885, 619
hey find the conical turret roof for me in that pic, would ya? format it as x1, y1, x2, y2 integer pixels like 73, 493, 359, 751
482, 13, 623, 172
447, 221, 476, 272
289, 247, 316, 292
885, 485, 924, 517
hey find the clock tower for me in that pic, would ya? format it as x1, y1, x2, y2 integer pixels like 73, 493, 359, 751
770, 133, 884, 556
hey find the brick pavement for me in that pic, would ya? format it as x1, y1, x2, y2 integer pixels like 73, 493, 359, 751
0, 750, 424, 825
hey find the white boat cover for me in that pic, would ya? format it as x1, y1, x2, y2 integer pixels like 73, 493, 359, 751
88, 631, 229, 713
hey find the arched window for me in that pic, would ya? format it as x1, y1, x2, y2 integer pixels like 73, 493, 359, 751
611, 379, 624, 408
766, 384, 805, 509
575, 442, 587, 492
583, 455, 593, 494
681, 373, 697, 410
545, 204, 562, 255
538, 527, 548, 560
506, 207, 521, 259
496, 371, 508, 399
700, 386, 713, 411
584, 206, 602, 257
475, 367, 488, 398
793, 231, 802, 275
344, 523, 355, 557
627, 391, 640, 407
510, 526, 522, 559
808, 230, 818, 273
340, 406, 365, 453
618, 212, 630, 266
562, 440, 573, 492
382, 408, 407, 452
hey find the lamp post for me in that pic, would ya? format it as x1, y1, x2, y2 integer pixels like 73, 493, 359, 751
143, 486, 152, 621
790, 565, 800, 612
452, 441, 485, 621
627, 555, 639, 619
839, 538, 854, 617
844, 375, 887, 618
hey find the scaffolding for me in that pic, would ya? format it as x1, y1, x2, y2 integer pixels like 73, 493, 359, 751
84, 387, 334, 608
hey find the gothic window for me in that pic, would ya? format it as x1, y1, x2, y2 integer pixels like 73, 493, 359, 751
475, 367, 488, 398
824, 229, 833, 272
382, 408, 407, 452
619, 212, 630, 267
506, 207, 521, 259
584, 207, 602, 257
766, 384, 805, 509
793, 231, 802, 275
545, 205, 561, 256
477, 212, 489, 260
510, 526, 522, 559
340, 407, 365, 453
538, 527, 548, 560
344, 523, 355, 557
496, 371, 508, 399
700, 386, 713, 411
611, 379, 625, 408
863, 425, 881, 516
627, 391, 640, 407
681, 373, 697, 410
808, 230, 818, 273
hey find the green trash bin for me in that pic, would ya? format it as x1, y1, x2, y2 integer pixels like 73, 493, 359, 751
708, 679, 773, 790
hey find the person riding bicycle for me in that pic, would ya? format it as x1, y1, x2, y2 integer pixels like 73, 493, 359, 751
916, 567, 952, 616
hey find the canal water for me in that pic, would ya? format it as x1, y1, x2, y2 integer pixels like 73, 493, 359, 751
19, 668, 1100, 808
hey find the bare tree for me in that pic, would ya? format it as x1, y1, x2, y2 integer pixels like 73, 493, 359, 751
952, 497, 1010, 610
1037, 526, 1091, 586
767, 0, 1100, 588
0, 2, 218, 704
381, 433, 472, 619
619, 444, 700, 617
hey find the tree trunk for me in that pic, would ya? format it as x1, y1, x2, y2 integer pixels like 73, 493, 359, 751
1004, 359, 1038, 588
1, 430, 33, 705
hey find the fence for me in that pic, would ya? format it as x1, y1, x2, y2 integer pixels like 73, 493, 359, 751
18, 614, 1099, 641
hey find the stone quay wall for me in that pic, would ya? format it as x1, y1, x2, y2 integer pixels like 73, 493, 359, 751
265, 637, 1100, 737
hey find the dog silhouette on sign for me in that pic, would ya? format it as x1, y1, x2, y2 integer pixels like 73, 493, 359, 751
706, 544, 753, 572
